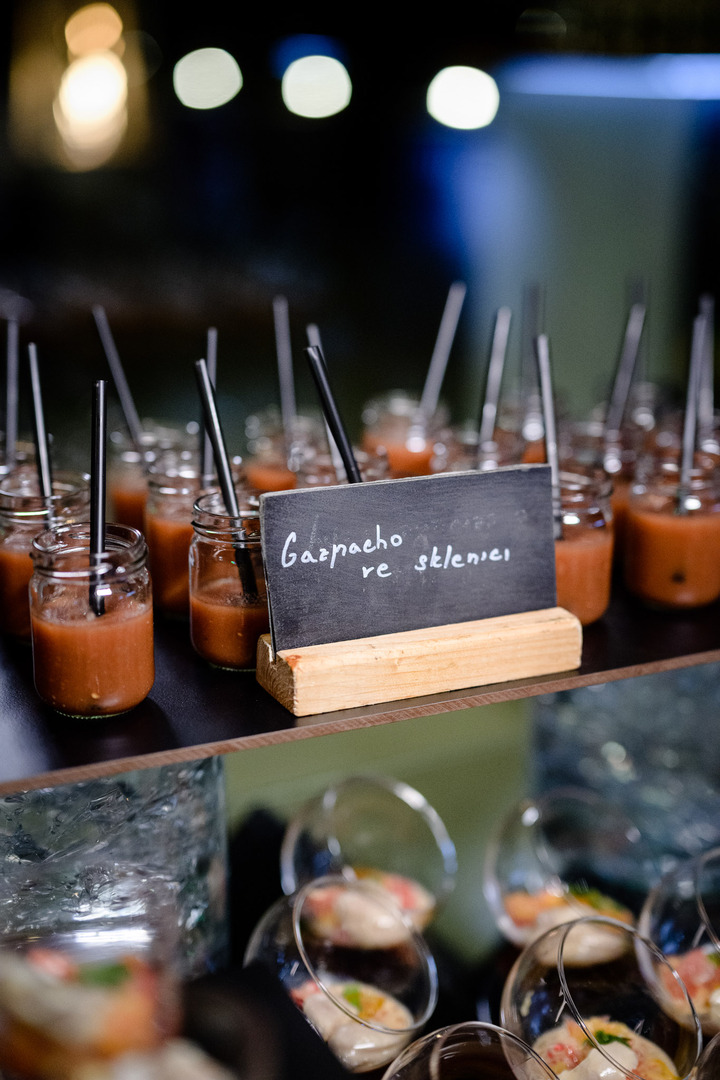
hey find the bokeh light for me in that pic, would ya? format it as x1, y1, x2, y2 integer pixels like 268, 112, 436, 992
54, 50, 127, 164
426, 66, 500, 129
173, 48, 243, 110
281, 55, 352, 119
64, 3, 124, 57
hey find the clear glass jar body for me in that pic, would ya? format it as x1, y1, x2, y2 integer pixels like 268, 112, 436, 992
108, 420, 199, 533
624, 457, 720, 609
189, 492, 269, 670
554, 470, 614, 626
29, 523, 154, 717
0, 469, 90, 641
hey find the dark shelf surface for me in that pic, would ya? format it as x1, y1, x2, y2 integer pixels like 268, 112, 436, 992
1, 583, 719, 794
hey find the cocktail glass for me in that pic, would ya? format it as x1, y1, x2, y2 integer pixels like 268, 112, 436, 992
500, 916, 701, 1079
380, 1020, 558, 1079
244, 875, 438, 1074
484, 787, 656, 948
280, 775, 457, 932
639, 846, 720, 1035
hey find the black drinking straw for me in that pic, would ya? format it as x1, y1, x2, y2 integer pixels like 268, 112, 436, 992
201, 327, 218, 489
478, 306, 512, 445
92, 305, 146, 455
273, 296, 296, 441
5, 320, 18, 471
604, 303, 646, 443
418, 280, 467, 420
305, 326, 345, 480
90, 380, 107, 617
27, 343, 53, 510
194, 358, 256, 592
534, 334, 563, 540
305, 345, 363, 484
678, 313, 707, 514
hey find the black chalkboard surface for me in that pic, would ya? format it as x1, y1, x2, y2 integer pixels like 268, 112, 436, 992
260, 465, 557, 652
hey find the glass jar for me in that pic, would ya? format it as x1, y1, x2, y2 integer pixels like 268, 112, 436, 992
144, 450, 204, 617
189, 492, 269, 670
361, 391, 448, 478
431, 425, 522, 474
29, 522, 154, 717
243, 407, 325, 494
624, 456, 720, 609
295, 446, 389, 487
0, 469, 90, 641
554, 469, 614, 626
108, 420, 199, 533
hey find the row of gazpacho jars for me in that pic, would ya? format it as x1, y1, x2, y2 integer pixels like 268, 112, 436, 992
0, 461, 268, 719
2, 403, 719, 719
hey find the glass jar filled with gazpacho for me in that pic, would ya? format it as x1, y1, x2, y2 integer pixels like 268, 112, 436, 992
0, 469, 90, 641
30, 523, 154, 717
624, 454, 720, 609
144, 450, 204, 617
554, 470, 614, 626
108, 420, 198, 533
189, 492, 269, 671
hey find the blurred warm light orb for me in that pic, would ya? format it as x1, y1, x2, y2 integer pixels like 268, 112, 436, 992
427, 66, 500, 129
281, 55, 352, 119
65, 3, 124, 57
173, 48, 243, 110
56, 51, 127, 145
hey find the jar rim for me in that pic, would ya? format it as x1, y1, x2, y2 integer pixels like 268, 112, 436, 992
0, 470, 90, 518
192, 490, 260, 540
31, 522, 148, 578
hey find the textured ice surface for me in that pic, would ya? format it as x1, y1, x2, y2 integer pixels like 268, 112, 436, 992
0, 758, 227, 977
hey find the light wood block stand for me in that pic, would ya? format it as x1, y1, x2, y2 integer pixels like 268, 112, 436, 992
256, 607, 582, 717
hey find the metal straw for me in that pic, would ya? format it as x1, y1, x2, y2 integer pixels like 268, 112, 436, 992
201, 327, 218, 489
90, 380, 107, 616
678, 313, 707, 514
5, 319, 18, 472
273, 296, 296, 441
194, 358, 256, 592
305, 345, 363, 484
604, 303, 646, 441
478, 307, 512, 445
698, 294, 715, 450
534, 334, 563, 540
419, 280, 467, 420
27, 343, 53, 508
92, 305, 145, 454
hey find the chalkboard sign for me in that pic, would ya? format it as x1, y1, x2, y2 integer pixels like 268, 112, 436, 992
260, 465, 557, 652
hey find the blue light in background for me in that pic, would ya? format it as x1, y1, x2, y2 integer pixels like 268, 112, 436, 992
270, 35, 346, 79
496, 54, 720, 100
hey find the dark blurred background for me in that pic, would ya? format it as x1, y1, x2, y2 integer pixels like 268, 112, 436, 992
2, 2, 720, 464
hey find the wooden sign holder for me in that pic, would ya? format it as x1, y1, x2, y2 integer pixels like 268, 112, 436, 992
256, 606, 582, 717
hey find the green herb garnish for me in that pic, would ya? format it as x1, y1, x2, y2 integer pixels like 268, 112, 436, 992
594, 1030, 631, 1047
77, 961, 131, 987
569, 883, 623, 912
708, 951, 720, 968
342, 984, 362, 1011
